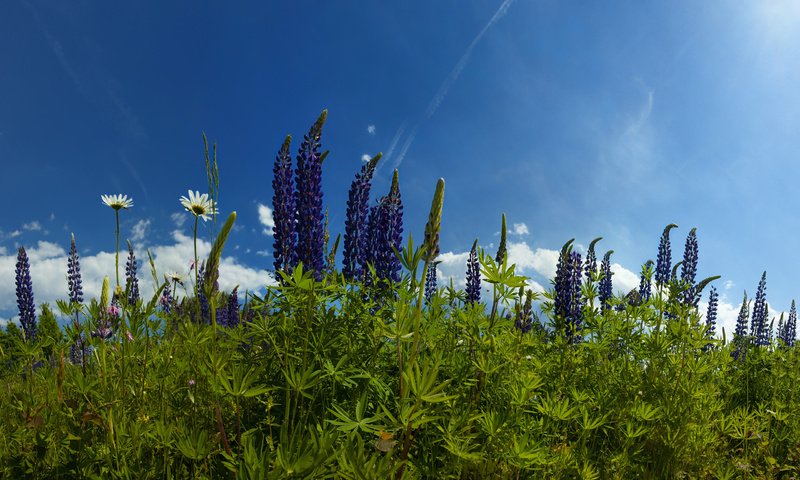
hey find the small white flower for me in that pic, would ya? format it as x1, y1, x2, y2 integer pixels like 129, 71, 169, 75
101, 194, 134, 210
179, 190, 217, 222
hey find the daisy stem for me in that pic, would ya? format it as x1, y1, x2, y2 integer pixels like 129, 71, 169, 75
193, 215, 199, 298
115, 209, 120, 289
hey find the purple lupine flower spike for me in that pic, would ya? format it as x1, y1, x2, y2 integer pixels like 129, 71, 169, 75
343, 154, 380, 280
638, 260, 654, 302
375, 170, 404, 283
787, 300, 797, 347
584, 237, 602, 284
295, 110, 328, 280
554, 241, 583, 344
705, 286, 718, 338
750, 272, 768, 347
680, 228, 698, 305
125, 241, 139, 305
272, 135, 296, 276
227, 287, 240, 328
515, 290, 534, 333
424, 262, 438, 304
465, 239, 481, 305
68, 233, 83, 304
16, 247, 37, 342
599, 250, 614, 312
732, 291, 749, 360
655, 224, 677, 286
160, 281, 172, 314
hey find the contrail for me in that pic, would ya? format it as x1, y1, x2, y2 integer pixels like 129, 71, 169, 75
394, 0, 516, 169
424, 0, 517, 119
381, 122, 407, 170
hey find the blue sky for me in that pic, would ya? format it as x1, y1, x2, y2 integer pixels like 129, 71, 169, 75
2, 0, 800, 335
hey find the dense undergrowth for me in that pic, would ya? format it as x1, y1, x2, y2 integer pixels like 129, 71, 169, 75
2, 112, 799, 479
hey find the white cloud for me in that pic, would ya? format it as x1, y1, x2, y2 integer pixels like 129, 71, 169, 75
723, 280, 735, 290
367, 125, 376, 135
511, 223, 529, 236
49, 213, 55, 221
130, 219, 151, 244
257, 203, 274, 235
9, 230, 21, 238
255, 250, 270, 257
23, 221, 42, 232
0, 232, 275, 317
170, 212, 187, 228
361, 154, 371, 163
0, 246, 5, 255
610, 263, 640, 294
507, 242, 559, 280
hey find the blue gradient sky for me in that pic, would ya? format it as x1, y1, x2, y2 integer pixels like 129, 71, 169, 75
2, 1, 800, 335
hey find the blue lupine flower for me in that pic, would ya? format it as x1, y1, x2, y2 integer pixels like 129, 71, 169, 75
554, 244, 583, 344
424, 262, 438, 304
295, 111, 328, 280
638, 260, 654, 302
125, 241, 139, 305
363, 202, 381, 284
67, 233, 83, 305
750, 272, 768, 347
655, 224, 677, 286
515, 290, 534, 334
680, 228, 698, 305
465, 239, 481, 305
226, 287, 240, 328
197, 263, 210, 323
160, 281, 172, 315
343, 154, 380, 280
584, 237, 602, 284
374, 170, 404, 283
732, 291, 749, 360
15, 247, 37, 342
787, 300, 797, 347
272, 135, 296, 276
599, 250, 614, 312
705, 286, 718, 339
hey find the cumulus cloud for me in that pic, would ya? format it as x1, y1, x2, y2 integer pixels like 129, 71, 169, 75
610, 263, 640, 294
367, 125, 376, 135
257, 203, 274, 235
511, 223, 529, 236
170, 212, 187, 228
723, 280, 735, 290
361, 154, 371, 163
130, 219, 151, 244
0, 232, 275, 318
23, 221, 42, 232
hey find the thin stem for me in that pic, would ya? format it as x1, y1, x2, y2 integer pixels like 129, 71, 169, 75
115, 209, 120, 289
193, 216, 199, 297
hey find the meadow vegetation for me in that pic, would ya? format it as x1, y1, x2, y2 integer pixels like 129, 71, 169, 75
2, 111, 799, 479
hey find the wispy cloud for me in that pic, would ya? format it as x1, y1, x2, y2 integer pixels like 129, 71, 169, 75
130, 219, 151, 244
170, 212, 187, 229
120, 154, 150, 205
367, 125, 376, 135
511, 222, 529, 236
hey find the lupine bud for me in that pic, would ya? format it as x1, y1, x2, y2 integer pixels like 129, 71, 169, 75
295, 111, 328, 280
655, 224, 677, 286
15, 247, 37, 342
343, 154, 380, 280
272, 135, 296, 276
787, 300, 797, 347
495, 214, 507, 265
465, 239, 481, 305
599, 250, 614, 312
423, 178, 445, 263
197, 263, 209, 323
67, 233, 83, 304
125, 240, 139, 305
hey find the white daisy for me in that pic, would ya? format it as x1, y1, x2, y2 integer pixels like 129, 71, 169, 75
180, 190, 218, 221
101, 194, 134, 210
